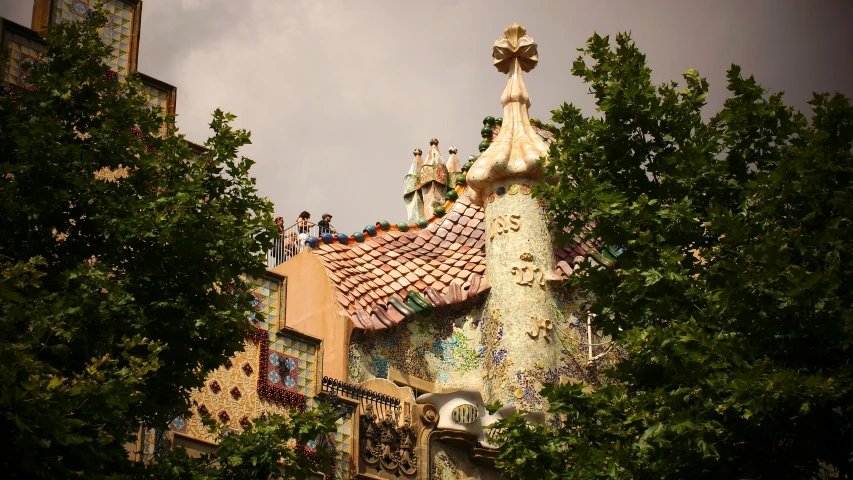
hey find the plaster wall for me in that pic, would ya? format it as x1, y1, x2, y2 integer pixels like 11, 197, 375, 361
271, 251, 352, 381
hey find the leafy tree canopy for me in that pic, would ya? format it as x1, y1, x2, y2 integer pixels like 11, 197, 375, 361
141, 408, 338, 480
493, 32, 853, 479
0, 8, 337, 479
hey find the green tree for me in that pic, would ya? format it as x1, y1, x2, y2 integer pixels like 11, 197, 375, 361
492, 33, 853, 479
142, 408, 338, 480
0, 8, 334, 479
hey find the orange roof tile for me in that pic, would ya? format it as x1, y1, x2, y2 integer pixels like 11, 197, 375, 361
309, 187, 595, 330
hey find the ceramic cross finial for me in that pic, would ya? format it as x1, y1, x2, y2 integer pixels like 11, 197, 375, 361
466, 24, 550, 206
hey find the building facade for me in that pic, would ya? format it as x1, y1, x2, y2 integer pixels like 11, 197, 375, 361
200, 24, 617, 480
2, 5, 619, 478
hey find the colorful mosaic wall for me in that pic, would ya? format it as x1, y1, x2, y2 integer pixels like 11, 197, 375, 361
140, 79, 173, 136
332, 412, 355, 480
178, 338, 292, 443
52, 0, 135, 77
349, 285, 612, 410
430, 440, 501, 480
141, 82, 170, 113
178, 276, 307, 442
349, 304, 486, 393
249, 276, 281, 331
1, 29, 44, 87
265, 333, 318, 398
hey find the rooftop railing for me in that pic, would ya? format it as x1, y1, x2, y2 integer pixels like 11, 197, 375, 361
266, 221, 336, 269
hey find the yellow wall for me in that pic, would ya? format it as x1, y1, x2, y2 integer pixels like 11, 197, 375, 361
271, 252, 352, 381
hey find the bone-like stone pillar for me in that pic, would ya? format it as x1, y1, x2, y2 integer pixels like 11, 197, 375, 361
481, 180, 560, 410
467, 24, 562, 410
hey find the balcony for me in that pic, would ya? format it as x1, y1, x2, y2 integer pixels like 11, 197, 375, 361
266, 221, 336, 269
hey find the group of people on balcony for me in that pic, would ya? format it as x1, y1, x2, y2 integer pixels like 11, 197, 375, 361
270, 211, 336, 265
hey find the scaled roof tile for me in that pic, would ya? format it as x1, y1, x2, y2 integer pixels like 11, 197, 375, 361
308, 187, 594, 325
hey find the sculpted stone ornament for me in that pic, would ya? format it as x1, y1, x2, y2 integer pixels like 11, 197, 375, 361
394, 416, 419, 475
361, 404, 381, 466
359, 404, 420, 477
473, 24, 563, 410
492, 23, 538, 74
467, 24, 550, 206
526, 316, 554, 341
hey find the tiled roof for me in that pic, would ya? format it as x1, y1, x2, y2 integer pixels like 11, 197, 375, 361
311, 188, 598, 330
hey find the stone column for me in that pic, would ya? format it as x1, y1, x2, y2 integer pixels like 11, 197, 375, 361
467, 24, 561, 411
481, 180, 560, 410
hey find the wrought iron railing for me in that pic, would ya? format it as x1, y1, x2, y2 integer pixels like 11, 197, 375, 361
266, 221, 337, 269
321, 376, 400, 407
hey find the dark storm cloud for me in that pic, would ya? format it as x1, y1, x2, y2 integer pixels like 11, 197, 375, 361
2, 0, 851, 233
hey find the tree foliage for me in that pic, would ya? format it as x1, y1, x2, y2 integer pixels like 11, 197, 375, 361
493, 33, 853, 479
141, 408, 338, 480
0, 8, 314, 478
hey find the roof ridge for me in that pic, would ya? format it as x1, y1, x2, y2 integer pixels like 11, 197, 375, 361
306, 173, 472, 250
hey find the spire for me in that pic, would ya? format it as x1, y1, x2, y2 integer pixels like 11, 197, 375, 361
466, 24, 550, 206
419, 138, 449, 218
404, 147, 425, 223
424, 138, 443, 166
446, 146, 461, 173
403, 148, 423, 195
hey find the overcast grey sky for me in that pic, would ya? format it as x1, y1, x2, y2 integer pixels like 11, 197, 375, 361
2, 0, 852, 234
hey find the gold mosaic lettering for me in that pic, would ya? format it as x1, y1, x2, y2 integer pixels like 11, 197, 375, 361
511, 266, 545, 288
490, 214, 522, 239
532, 266, 546, 286
511, 266, 532, 285
526, 316, 554, 341
508, 214, 521, 231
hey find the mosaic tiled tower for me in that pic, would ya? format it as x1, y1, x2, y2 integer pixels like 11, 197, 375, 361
420, 138, 449, 219
403, 148, 425, 224
467, 24, 560, 410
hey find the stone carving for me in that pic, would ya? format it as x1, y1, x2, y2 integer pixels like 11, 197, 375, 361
511, 266, 546, 287
417, 388, 545, 448
361, 404, 381, 465
489, 214, 521, 239
420, 403, 439, 425
360, 405, 419, 477
492, 23, 538, 74
467, 24, 550, 206
395, 416, 419, 475
526, 316, 553, 341
451, 403, 480, 425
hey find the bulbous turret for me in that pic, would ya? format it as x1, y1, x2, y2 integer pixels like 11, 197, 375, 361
466, 24, 550, 206
419, 138, 449, 218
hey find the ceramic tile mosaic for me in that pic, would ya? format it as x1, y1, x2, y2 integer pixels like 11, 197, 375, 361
348, 284, 619, 408
311, 187, 597, 329
1, 29, 45, 87
141, 81, 171, 116
430, 439, 501, 480
268, 333, 317, 397
140, 79, 172, 136
349, 304, 486, 393
332, 411, 354, 480
249, 276, 280, 331
181, 338, 293, 443
52, 0, 135, 77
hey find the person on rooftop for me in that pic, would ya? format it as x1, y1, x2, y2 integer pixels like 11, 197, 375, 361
283, 232, 299, 259
317, 213, 336, 235
296, 211, 313, 247
270, 216, 287, 262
